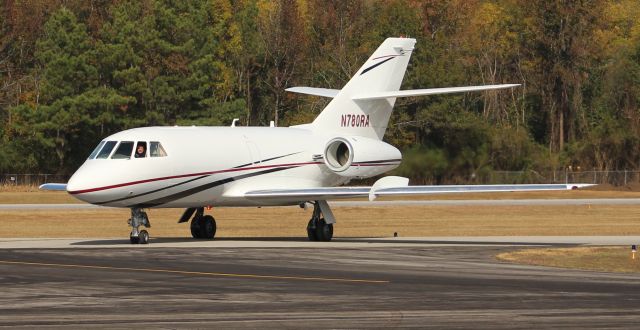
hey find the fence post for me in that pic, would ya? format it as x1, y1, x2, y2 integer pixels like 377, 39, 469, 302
625, 170, 628, 186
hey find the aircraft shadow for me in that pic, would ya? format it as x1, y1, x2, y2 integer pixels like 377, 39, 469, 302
70, 237, 568, 246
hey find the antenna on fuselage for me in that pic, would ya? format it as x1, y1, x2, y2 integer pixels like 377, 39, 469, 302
270, 120, 275, 127
231, 118, 240, 127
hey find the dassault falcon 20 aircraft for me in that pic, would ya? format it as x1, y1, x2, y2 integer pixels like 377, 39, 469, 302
41, 37, 590, 244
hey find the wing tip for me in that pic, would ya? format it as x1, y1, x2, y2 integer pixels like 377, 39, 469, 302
568, 183, 597, 190
39, 183, 68, 191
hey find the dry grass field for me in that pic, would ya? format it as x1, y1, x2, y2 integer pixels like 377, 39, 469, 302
1, 187, 640, 238
3, 188, 640, 272
497, 247, 640, 273
2, 185, 640, 204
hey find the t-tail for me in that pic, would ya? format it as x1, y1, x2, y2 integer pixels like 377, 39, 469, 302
287, 37, 520, 140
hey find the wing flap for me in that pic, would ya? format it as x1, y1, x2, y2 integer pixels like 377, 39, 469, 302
352, 84, 520, 100
245, 187, 370, 202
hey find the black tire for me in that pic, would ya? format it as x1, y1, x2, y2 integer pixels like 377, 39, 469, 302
315, 218, 333, 242
199, 215, 217, 239
138, 230, 149, 244
307, 219, 318, 241
190, 217, 202, 239
130, 235, 139, 244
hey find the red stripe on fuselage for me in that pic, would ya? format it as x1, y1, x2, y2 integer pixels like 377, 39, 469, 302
68, 162, 324, 195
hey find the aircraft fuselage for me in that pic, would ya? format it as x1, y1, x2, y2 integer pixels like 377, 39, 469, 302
67, 126, 401, 208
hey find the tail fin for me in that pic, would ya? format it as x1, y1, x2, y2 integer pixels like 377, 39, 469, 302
311, 37, 416, 140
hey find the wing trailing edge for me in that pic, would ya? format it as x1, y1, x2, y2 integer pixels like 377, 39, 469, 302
285, 87, 340, 98
352, 84, 520, 100
244, 176, 595, 203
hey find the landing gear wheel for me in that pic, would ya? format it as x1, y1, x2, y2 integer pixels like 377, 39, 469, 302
129, 208, 150, 245
307, 219, 318, 241
315, 218, 333, 242
138, 230, 149, 244
306, 201, 335, 242
190, 217, 202, 239
191, 215, 216, 239
199, 215, 216, 239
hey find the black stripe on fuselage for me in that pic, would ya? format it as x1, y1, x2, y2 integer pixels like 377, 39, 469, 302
130, 166, 297, 208
360, 57, 395, 75
93, 152, 303, 205
94, 175, 210, 205
233, 151, 302, 169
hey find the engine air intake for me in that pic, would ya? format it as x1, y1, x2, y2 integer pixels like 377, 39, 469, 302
324, 138, 353, 172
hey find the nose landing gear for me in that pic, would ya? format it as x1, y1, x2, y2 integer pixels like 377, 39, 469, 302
128, 208, 151, 244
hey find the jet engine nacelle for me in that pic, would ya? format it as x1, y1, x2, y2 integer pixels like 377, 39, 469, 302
323, 136, 401, 178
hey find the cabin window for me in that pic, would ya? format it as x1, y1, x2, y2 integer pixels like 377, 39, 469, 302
96, 141, 117, 159
88, 141, 106, 159
111, 141, 134, 159
149, 141, 168, 157
135, 142, 147, 158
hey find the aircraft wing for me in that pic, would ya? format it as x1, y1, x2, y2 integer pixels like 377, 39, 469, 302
39, 183, 68, 191
352, 84, 520, 100
244, 181, 595, 203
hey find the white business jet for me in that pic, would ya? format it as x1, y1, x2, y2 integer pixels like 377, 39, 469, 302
41, 37, 590, 244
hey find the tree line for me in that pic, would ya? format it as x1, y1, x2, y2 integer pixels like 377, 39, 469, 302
1, 0, 639, 183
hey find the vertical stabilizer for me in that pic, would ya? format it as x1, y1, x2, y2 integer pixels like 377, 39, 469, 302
311, 38, 416, 139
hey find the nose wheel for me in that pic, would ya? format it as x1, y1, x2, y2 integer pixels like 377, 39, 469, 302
128, 208, 151, 244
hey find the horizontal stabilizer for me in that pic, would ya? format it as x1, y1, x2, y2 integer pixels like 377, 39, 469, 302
285, 87, 340, 98
352, 84, 520, 100
39, 183, 68, 191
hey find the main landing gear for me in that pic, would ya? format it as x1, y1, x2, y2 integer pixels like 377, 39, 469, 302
305, 201, 335, 242
129, 208, 151, 244
179, 207, 217, 239
130, 203, 331, 244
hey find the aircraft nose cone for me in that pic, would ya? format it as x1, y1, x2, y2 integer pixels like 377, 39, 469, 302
66, 172, 81, 193
65, 169, 97, 204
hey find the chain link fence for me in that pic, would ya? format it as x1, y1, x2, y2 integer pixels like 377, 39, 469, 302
478, 170, 640, 186
1, 174, 70, 187
2, 170, 640, 187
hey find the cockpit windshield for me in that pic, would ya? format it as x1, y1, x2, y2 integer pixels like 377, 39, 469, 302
95, 141, 117, 159
88, 140, 167, 159
88, 141, 106, 159
112, 141, 134, 159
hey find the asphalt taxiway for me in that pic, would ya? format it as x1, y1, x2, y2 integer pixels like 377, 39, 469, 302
1, 237, 640, 328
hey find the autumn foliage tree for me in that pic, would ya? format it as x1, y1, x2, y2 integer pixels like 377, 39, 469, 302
1, 0, 640, 182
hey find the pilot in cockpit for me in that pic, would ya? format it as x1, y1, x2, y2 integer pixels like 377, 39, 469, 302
135, 142, 146, 158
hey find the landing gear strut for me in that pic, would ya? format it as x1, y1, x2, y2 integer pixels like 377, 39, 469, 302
128, 208, 151, 244
306, 201, 334, 242
181, 207, 217, 239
